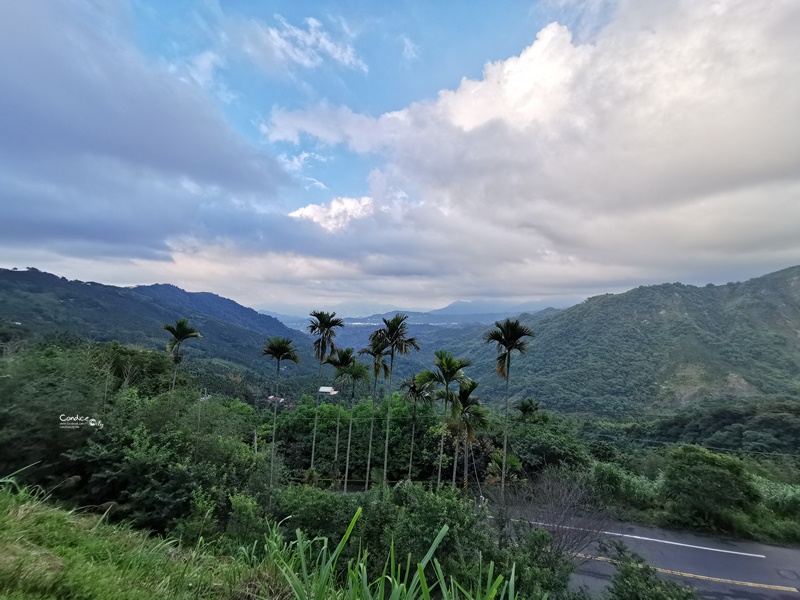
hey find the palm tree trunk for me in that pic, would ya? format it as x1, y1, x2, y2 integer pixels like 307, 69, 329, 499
270, 359, 281, 490
382, 396, 391, 488
365, 378, 377, 490
407, 398, 417, 482
436, 395, 448, 490
463, 432, 469, 492
269, 397, 278, 488
382, 354, 395, 488
310, 362, 322, 471
451, 433, 460, 486
501, 357, 510, 503
334, 386, 343, 484
171, 361, 178, 392
344, 387, 356, 492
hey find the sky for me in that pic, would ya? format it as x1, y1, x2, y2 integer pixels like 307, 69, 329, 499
1, 0, 799, 316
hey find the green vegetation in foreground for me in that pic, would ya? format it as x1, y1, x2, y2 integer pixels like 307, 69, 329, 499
0, 478, 248, 599
0, 479, 699, 600
1, 300, 796, 597
0, 336, 798, 551
0, 479, 517, 600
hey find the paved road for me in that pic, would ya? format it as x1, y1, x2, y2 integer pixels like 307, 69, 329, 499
561, 521, 800, 599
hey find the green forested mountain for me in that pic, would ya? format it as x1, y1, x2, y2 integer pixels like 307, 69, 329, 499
523, 266, 800, 413
2, 266, 799, 414
2, 269, 799, 595
425, 266, 800, 414
0, 268, 317, 399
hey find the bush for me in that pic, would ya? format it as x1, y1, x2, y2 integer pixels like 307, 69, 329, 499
593, 462, 659, 511
603, 541, 698, 600
661, 445, 761, 531
752, 476, 800, 519
269, 484, 360, 547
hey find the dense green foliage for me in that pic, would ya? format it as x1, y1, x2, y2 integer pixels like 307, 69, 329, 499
601, 542, 698, 600
0, 267, 318, 392
0, 482, 543, 600
4, 265, 800, 412
3, 265, 800, 598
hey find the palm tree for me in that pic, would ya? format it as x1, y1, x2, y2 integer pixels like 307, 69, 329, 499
369, 314, 420, 487
162, 318, 202, 391
517, 398, 540, 423
451, 379, 488, 490
308, 311, 344, 471
324, 347, 356, 483
261, 336, 300, 490
418, 350, 472, 489
358, 338, 390, 490
484, 318, 534, 501
400, 373, 435, 482
334, 360, 369, 492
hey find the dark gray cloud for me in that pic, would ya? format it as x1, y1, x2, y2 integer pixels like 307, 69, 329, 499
0, 0, 290, 260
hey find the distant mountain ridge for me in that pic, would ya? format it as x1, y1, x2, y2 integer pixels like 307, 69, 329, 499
456, 265, 800, 413
0, 268, 313, 376
2, 266, 799, 414
430, 298, 576, 316
134, 283, 285, 336
263, 298, 576, 327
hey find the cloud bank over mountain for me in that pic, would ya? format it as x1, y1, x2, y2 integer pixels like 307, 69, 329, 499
1, 0, 798, 314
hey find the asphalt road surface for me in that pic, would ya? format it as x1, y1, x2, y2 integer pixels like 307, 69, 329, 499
561, 521, 800, 599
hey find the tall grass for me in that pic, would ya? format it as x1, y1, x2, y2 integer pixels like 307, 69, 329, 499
0, 478, 530, 600
241, 507, 526, 599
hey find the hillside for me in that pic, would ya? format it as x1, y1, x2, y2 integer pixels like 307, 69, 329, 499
0, 268, 316, 382
448, 266, 800, 414
2, 266, 799, 414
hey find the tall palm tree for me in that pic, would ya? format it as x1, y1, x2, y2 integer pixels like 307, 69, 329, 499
162, 318, 202, 391
400, 373, 435, 482
334, 360, 369, 492
451, 380, 488, 490
261, 336, 300, 489
358, 338, 390, 490
324, 347, 356, 483
307, 311, 344, 471
370, 314, 420, 487
484, 318, 534, 501
418, 350, 472, 489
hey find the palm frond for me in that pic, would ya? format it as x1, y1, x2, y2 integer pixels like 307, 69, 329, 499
162, 318, 201, 353
308, 310, 344, 363
484, 318, 534, 380
262, 336, 301, 364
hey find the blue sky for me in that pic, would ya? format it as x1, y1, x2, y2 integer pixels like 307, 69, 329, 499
1, 0, 799, 316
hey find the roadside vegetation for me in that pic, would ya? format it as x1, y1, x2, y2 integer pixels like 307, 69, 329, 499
2, 313, 797, 598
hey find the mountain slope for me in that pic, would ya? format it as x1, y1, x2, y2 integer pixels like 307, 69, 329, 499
439, 266, 800, 413
2, 266, 799, 414
0, 268, 314, 376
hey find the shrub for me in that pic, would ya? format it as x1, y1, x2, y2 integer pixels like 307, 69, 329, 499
593, 462, 658, 511
603, 541, 699, 600
661, 445, 761, 531
752, 476, 800, 519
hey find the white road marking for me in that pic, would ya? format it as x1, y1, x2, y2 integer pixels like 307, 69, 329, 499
522, 520, 767, 558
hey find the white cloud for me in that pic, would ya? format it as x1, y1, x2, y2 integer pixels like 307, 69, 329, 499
3, 0, 799, 313
188, 50, 223, 88
289, 196, 373, 231
402, 36, 419, 60
268, 0, 800, 297
227, 14, 367, 74
303, 177, 329, 191
278, 151, 327, 172
184, 50, 236, 103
